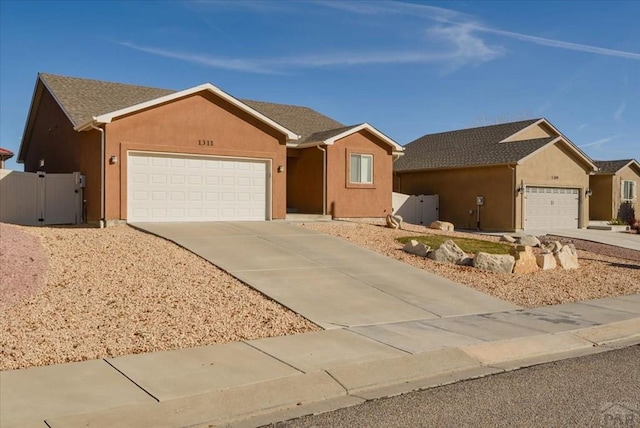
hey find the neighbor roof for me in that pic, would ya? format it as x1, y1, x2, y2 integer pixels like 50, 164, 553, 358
394, 119, 592, 172
594, 159, 640, 175
0, 147, 14, 159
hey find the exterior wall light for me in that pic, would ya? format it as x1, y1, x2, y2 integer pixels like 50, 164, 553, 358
585, 188, 593, 197
110, 155, 118, 165
277, 165, 284, 173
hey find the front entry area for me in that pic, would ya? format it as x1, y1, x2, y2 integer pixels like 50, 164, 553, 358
525, 186, 580, 229
127, 152, 269, 222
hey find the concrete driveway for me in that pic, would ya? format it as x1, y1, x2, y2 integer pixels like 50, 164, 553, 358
133, 222, 517, 329
523, 228, 640, 251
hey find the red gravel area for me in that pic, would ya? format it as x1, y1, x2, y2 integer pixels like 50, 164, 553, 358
0, 223, 47, 308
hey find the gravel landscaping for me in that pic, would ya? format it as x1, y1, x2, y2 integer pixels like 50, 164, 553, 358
0, 223, 318, 371
299, 221, 640, 308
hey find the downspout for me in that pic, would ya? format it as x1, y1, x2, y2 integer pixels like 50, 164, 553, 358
90, 123, 105, 228
508, 165, 516, 232
316, 144, 327, 216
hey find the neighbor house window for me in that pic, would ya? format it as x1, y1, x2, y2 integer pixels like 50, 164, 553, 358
622, 180, 636, 200
350, 154, 373, 184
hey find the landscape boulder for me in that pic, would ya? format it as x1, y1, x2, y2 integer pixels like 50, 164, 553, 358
510, 245, 539, 274
386, 214, 403, 229
554, 244, 579, 269
402, 239, 430, 257
500, 235, 517, 243
536, 252, 557, 270
429, 221, 454, 232
517, 235, 541, 247
428, 240, 466, 264
473, 252, 516, 274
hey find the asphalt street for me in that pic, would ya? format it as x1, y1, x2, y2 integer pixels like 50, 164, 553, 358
274, 345, 640, 428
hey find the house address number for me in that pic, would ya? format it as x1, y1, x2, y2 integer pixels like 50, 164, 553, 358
198, 140, 214, 146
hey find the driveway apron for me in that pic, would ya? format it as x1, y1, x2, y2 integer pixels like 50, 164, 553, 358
133, 222, 518, 329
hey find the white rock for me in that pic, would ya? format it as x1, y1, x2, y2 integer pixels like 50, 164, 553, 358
428, 240, 466, 264
536, 252, 557, 270
428, 221, 454, 232
500, 235, 517, 243
402, 239, 430, 257
386, 214, 403, 229
473, 252, 516, 274
517, 235, 541, 247
554, 244, 579, 269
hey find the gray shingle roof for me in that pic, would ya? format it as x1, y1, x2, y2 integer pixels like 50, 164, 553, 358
240, 99, 345, 142
40, 73, 175, 127
38, 73, 345, 142
394, 119, 554, 171
593, 159, 635, 175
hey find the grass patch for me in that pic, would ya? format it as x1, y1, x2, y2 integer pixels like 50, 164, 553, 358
397, 235, 512, 255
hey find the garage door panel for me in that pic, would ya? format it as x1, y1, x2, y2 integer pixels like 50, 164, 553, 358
128, 153, 268, 222
525, 187, 579, 229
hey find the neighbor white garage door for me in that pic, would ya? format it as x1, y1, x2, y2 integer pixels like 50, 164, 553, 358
525, 187, 579, 229
127, 153, 268, 222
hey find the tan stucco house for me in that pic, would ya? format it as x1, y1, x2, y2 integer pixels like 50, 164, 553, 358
18, 73, 403, 225
590, 159, 639, 222
394, 119, 597, 231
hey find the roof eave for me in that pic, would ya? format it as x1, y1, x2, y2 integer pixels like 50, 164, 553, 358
81, 83, 300, 141
325, 123, 404, 152
518, 136, 598, 171
395, 162, 517, 174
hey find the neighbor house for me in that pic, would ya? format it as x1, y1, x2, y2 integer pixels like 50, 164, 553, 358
18, 73, 403, 225
0, 148, 13, 169
394, 119, 598, 231
590, 159, 639, 222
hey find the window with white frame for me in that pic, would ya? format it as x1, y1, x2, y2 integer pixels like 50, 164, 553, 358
350, 153, 373, 184
622, 180, 636, 200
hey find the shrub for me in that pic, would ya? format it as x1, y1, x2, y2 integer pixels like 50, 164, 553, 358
629, 217, 640, 234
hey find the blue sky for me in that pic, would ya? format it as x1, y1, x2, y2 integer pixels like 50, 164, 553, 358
1, 0, 638, 171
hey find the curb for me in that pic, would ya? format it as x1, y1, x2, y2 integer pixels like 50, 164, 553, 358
40, 320, 640, 428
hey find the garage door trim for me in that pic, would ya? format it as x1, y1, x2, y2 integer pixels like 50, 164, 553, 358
524, 186, 581, 230
126, 151, 272, 222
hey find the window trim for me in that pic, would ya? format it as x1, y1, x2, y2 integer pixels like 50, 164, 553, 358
349, 153, 374, 185
622, 180, 636, 201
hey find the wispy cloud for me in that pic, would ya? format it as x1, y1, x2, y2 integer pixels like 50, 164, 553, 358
577, 123, 587, 131
118, 42, 281, 74
119, 22, 504, 73
122, 0, 639, 75
474, 26, 640, 60
614, 102, 626, 123
581, 135, 618, 148
318, 1, 640, 61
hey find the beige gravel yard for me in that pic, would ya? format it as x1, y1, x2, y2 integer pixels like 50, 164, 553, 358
0, 223, 318, 371
299, 221, 640, 308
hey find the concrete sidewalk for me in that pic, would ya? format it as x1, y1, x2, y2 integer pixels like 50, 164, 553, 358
2, 295, 639, 428
132, 222, 517, 329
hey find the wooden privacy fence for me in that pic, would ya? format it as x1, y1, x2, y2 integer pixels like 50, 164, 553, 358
392, 192, 439, 226
0, 170, 84, 226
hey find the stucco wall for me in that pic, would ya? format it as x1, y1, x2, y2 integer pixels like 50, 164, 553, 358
589, 175, 613, 220
104, 92, 288, 221
327, 130, 394, 218
516, 142, 591, 228
615, 166, 640, 220
22, 86, 101, 221
503, 122, 554, 142
395, 165, 514, 230
286, 148, 323, 214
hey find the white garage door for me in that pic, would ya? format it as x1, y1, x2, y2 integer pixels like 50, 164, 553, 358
127, 153, 268, 222
525, 187, 579, 229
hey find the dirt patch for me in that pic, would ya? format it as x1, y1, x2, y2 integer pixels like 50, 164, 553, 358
299, 221, 640, 309
0, 223, 318, 371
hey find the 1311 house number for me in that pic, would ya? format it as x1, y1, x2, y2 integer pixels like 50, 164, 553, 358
198, 140, 214, 146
